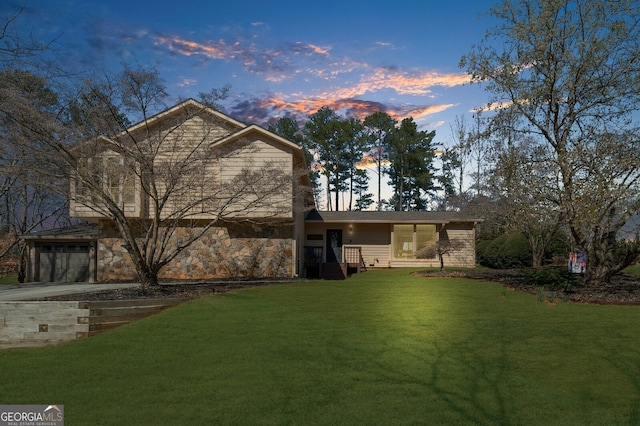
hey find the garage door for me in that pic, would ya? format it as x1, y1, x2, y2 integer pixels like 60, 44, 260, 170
38, 243, 90, 282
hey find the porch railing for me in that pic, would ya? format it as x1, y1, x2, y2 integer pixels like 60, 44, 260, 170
344, 246, 367, 272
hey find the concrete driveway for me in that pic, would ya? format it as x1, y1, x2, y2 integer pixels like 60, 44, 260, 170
0, 282, 140, 301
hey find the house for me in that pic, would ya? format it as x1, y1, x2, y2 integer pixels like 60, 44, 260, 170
22, 99, 481, 283
24, 99, 313, 283
303, 210, 480, 279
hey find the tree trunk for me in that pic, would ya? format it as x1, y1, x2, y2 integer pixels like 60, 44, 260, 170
584, 259, 614, 284
377, 159, 382, 211
530, 243, 546, 268
334, 172, 340, 211
17, 255, 26, 283
583, 230, 617, 284
138, 268, 159, 287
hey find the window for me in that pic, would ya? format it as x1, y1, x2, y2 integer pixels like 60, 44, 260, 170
416, 224, 437, 257
122, 158, 136, 204
105, 157, 121, 201
76, 158, 101, 203
393, 224, 414, 258
77, 155, 136, 206
393, 224, 437, 259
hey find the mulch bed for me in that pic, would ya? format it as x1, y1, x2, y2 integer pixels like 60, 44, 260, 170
35, 270, 640, 305
34, 280, 296, 302
417, 269, 640, 305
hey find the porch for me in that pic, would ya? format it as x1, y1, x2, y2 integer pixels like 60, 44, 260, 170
304, 246, 367, 280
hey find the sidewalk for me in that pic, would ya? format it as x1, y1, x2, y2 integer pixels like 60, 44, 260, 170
0, 282, 140, 301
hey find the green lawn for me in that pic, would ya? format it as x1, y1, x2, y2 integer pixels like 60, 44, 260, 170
624, 264, 640, 276
2, 269, 640, 424
0, 276, 17, 284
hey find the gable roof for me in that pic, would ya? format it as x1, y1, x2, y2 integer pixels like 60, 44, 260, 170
88, 98, 247, 152
216, 124, 303, 152
124, 98, 246, 135
305, 210, 482, 224
215, 124, 313, 192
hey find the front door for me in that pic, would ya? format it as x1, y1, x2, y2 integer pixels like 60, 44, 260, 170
326, 229, 343, 263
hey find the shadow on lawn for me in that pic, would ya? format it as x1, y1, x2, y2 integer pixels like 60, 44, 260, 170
426, 339, 511, 424
345, 334, 512, 424
604, 343, 640, 423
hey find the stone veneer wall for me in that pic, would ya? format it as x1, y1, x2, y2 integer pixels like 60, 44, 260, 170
97, 221, 293, 282
0, 302, 89, 347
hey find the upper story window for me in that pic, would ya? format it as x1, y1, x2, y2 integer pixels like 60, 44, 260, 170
77, 155, 136, 206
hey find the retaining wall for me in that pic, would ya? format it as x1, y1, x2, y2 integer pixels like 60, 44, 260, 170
0, 299, 184, 348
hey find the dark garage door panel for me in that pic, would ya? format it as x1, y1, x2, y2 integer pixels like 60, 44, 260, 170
39, 243, 90, 282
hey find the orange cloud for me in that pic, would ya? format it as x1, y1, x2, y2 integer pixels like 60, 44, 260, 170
306, 43, 330, 56
154, 35, 230, 59
310, 68, 471, 100
356, 154, 390, 169
249, 96, 455, 123
407, 104, 456, 120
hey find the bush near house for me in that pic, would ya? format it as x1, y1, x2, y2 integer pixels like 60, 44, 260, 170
477, 231, 571, 269
521, 267, 578, 289
477, 232, 532, 269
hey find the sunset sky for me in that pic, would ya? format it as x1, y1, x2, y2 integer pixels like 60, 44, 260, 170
4, 0, 498, 145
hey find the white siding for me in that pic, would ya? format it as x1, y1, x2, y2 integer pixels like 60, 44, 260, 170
359, 245, 391, 268
441, 226, 476, 268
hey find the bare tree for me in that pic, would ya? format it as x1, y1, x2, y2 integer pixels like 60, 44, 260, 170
1, 1, 58, 68
416, 230, 468, 271
0, 69, 71, 281
469, 112, 490, 198
1, 64, 306, 286
449, 115, 472, 197
72, 67, 304, 286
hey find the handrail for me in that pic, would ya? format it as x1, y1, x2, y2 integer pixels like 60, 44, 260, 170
344, 246, 367, 271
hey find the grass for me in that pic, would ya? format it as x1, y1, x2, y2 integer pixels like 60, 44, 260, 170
623, 264, 640, 276
2, 268, 640, 424
0, 276, 17, 284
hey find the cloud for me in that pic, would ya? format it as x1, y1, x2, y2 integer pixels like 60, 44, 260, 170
151, 30, 468, 128
293, 42, 330, 56
473, 100, 512, 112
357, 154, 391, 169
231, 67, 465, 124
226, 93, 456, 129
406, 103, 456, 120
177, 78, 197, 87
153, 35, 230, 60
152, 31, 469, 107
153, 34, 332, 82
311, 67, 470, 100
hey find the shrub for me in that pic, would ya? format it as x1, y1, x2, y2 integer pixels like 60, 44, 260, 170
543, 231, 572, 266
522, 267, 578, 289
477, 232, 532, 269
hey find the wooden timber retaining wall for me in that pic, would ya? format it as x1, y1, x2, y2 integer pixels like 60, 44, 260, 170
0, 298, 185, 348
